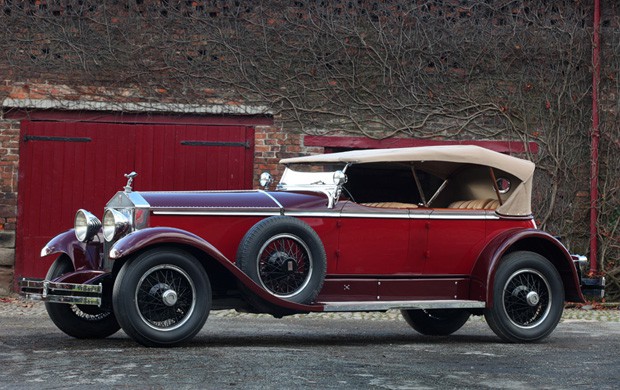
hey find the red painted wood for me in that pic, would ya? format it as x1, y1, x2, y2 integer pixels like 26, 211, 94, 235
15, 120, 255, 279
306, 135, 539, 154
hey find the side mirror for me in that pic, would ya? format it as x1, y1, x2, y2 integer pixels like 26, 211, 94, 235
259, 172, 273, 190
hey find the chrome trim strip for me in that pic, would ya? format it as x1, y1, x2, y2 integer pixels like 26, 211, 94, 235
139, 189, 261, 194
339, 212, 411, 219
284, 211, 342, 218
153, 210, 281, 217
152, 209, 504, 220
321, 300, 486, 312
429, 213, 500, 220
257, 190, 284, 210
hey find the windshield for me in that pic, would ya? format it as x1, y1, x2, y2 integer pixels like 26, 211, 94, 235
278, 163, 348, 190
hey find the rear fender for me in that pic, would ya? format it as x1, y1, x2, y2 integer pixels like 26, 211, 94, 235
41, 229, 103, 271
470, 229, 585, 306
108, 227, 320, 312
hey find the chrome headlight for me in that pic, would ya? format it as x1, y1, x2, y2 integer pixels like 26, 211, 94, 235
103, 208, 132, 242
75, 209, 102, 242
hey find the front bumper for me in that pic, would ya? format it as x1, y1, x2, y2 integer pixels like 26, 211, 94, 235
19, 278, 103, 306
572, 255, 606, 299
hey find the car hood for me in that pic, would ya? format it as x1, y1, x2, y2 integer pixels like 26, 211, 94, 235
108, 190, 330, 212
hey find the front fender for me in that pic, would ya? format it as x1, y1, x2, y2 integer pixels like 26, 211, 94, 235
41, 229, 103, 271
470, 228, 585, 306
108, 227, 229, 262
108, 227, 321, 312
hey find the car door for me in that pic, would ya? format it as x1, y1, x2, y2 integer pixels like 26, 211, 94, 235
336, 201, 421, 275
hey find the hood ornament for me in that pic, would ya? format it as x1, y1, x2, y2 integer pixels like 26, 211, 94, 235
124, 172, 138, 193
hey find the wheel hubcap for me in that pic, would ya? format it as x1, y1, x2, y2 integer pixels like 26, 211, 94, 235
162, 289, 178, 306
526, 291, 540, 306
268, 252, 298, 273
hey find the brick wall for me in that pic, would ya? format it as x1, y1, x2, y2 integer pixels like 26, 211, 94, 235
253, 124, 324, 187
0, 118, 19, 295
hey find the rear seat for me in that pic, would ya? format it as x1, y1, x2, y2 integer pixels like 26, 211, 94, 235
361, 202, 418, 209
448, 199, 499, 210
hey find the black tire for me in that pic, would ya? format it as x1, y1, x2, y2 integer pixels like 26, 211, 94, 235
112, 248, 211, 347
44, 256, 120, 339
401, 309, 470, 336
484, 251, 564, 343
236, 216, 327, 307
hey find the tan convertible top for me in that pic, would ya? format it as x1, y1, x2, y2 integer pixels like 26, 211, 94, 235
281, 145, 534, 181
281, 145, 535, 216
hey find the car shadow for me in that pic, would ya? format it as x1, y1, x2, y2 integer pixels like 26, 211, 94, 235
189, 333, 499, 348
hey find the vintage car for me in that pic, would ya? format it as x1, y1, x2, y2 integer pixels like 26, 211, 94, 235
19, 145, 587, 347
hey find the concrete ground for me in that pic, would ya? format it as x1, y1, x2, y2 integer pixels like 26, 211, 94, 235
2, 297, 619, 389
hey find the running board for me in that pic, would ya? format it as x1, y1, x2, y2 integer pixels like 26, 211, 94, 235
319, 300, 486, 312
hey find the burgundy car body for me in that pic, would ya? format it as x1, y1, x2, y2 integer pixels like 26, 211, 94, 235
19, 145, 586, 346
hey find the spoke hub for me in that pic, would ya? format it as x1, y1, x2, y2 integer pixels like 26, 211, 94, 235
269, 252, 298, 274
162, 289, 178, 306
526, 291, 540, 306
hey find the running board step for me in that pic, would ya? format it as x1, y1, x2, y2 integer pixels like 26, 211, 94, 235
319, 300, 486, 312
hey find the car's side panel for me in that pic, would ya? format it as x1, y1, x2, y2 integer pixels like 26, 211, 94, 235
424, 212, 487, 275
147, 214, 265, 262
317, 278, 378, 301
337, 203, 411, 274
316, 277, 471, 302
295, 216, 341, 274
378, 278, 471, 300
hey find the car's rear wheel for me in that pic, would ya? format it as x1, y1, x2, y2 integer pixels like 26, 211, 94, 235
401, 309, 470, 336
236, 216, 326, 310
113, 248, 211, 347
44, 256, 120, 339
484, 251, 564, 342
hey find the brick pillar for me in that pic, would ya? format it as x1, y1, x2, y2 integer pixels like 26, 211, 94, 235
0, 120, 19, 295
253, 125, 325, 188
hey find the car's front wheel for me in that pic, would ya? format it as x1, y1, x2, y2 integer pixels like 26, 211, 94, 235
112, 248, 211, 347
44, 256, 120, 339
401, 309, 470, 336
484, 251, 564, 342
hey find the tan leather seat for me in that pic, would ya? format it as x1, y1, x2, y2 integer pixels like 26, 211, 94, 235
361, 202, 418, 209
448, 199, 499, 210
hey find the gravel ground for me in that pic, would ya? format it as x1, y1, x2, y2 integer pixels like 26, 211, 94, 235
1, 296, 619, 322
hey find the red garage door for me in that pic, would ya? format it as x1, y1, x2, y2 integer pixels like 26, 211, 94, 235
15, 119, 255, 279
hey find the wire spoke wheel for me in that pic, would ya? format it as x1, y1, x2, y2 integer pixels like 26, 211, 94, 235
502, 269, 551, 328
135, 264, 196, 331
257, 234, 313, 298
485, 251, 564, 343
113, 249, 211, 347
